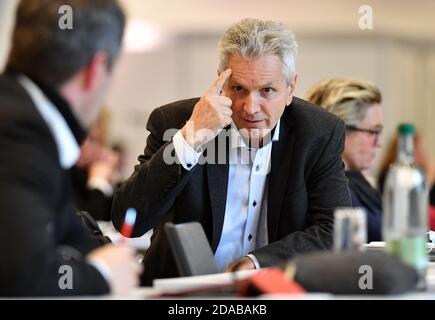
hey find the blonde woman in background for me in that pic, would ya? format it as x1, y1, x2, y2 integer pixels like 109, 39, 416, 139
306, 79, 383, 242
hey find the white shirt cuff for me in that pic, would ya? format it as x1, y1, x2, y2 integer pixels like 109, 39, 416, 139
87, 256, 113, 289
88, 177, 114, 197
173, 130, 202, 171
247, 254, 261, 269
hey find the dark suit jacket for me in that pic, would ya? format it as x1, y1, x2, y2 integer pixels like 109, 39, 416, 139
0, 74, 109, 296
70, 166, 114, 221
346, 171, 382, 242
112, 97, 351, 285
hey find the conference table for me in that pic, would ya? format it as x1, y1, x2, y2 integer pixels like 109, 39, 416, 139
95, 222, 435, 300
106, 262, 435, 300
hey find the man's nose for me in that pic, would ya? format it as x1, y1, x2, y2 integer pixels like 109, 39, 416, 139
243, 93, 260, 115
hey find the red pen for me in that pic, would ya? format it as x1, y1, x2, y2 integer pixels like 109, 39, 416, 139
120, 208, 137, 242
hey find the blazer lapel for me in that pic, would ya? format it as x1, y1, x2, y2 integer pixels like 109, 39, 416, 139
267, 115, 295, 242
205, 130, 230, 252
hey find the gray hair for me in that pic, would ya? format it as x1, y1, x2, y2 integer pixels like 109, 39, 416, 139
218, 18, 298, 83
305, 78, 382, 126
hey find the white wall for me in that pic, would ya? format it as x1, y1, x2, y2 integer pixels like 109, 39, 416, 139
0, 0, 17, 71
106, 44, 186, 176
426, 47, 435, 157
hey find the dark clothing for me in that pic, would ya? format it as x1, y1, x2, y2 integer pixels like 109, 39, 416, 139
112, 97, 352, 285
70, 166, 113, 221
0, 73, 109, 296
346, 171, 382, 242
77, 210, 112, 246
430, 186, 435, 207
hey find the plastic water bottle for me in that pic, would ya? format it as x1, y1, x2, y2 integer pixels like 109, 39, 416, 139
382, 123, 428, 290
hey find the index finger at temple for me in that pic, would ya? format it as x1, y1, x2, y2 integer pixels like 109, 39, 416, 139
209, 69, 232, 95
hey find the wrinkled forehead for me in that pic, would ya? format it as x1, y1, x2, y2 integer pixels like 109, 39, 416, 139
227, 54, 288, 87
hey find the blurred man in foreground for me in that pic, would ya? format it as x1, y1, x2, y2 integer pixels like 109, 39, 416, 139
0, 0, 142, 296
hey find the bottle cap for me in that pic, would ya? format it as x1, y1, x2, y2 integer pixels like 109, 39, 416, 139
398, 123, 416, 136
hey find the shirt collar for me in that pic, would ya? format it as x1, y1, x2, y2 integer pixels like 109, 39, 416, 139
6, 66, 87, 144
17, 75, 82, 169
230, 120, 281, 149
28, 76, 86, 144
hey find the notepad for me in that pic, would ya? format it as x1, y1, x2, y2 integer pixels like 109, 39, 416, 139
153, 270, 259, 293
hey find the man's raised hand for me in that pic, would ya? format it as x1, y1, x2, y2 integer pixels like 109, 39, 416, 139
181, 69, 233, 149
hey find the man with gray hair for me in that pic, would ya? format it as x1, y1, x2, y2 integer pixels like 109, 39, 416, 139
113, 18, 351, 284
0, 0, 142, 296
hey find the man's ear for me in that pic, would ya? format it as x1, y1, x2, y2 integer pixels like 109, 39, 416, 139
83, 52, 109, 91
287, 73, 298, 105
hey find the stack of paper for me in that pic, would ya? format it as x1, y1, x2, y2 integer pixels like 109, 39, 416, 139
153, 270, 259, 293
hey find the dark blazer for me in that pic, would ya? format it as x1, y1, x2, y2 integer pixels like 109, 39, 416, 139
346, 171, 382, 242
70, 166, 114, 221
112, 97, 351, 285
0, 74, 109, 296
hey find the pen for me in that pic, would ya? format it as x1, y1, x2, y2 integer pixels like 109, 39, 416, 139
120, 208, 137, 242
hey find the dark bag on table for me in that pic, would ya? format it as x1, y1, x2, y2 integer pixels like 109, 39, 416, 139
292, 251, 420, 295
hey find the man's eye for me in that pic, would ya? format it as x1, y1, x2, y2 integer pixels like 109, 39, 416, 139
263, 87, 274, 94
233, 86, 243, 92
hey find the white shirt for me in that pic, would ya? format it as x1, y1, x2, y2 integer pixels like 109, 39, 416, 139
17, 76, 80, 169
173, 122, 280, 271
